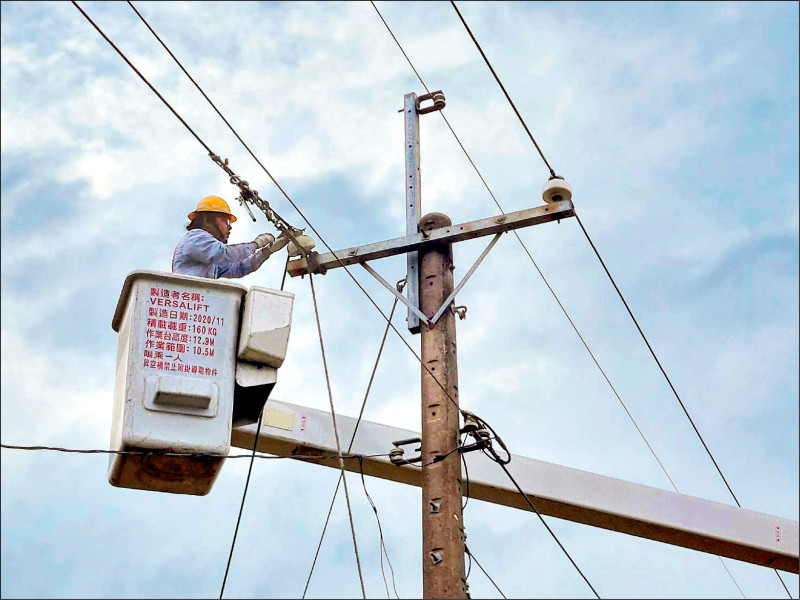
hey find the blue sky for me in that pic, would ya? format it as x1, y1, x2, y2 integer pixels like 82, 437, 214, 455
1, 1, 798, 598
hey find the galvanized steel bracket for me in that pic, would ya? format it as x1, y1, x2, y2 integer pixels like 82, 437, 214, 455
428, 232, 502, 325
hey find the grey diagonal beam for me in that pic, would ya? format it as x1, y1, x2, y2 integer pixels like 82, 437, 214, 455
231, 399, 800, 574
287, 200, 574, 277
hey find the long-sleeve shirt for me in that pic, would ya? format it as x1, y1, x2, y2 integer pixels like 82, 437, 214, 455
171, 229, 268, 279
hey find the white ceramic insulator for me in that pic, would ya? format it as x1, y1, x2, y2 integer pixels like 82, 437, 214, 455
542, 178, 573, 204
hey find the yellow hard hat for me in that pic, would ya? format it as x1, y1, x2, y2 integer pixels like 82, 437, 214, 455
187, 195, 237, 222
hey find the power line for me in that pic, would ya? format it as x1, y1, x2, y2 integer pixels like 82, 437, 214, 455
371, 4, 755, 598
78, 0, 465, 458
498, 461, 600, 598
574, 217, 741, 505
309, 273, 367, 598
465, 546, 506, 599
357, 456, 400, 599
446, 4, 787, 596
573, 213, 793, 599
125, 0, 302, 236
71, 0, 300, 239
304, 292, 403, 596
449, 1, 556, 178
71, 2, 210, 152
0, 443, 388, 461
219, 409, 264, 599
219, 261, 292, 599
369, 0, 678, 497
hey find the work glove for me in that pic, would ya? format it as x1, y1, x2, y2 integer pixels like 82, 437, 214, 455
267, 231, 291, 254
253, 233, 276, 249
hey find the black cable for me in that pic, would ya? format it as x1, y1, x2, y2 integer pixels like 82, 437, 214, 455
302, 475, 340, 599
219, 409, 264, 598
219, 255, 292, 598
572, 213, 741, 507
72, 0, 302, 239
461, 435, 470, 511
80, 0, 464, 427
465, 545, 507, 599
72, 1, 210, 155
370, 0, 682, 492
577, 209, 796, 600
775, 572, 793, 598
303, 296, 401, 597
449, 0, 555, 178
0, 443, 387, 461
125, 0, 300, 232
498, 462, 600, 598
357, 456, 400, 599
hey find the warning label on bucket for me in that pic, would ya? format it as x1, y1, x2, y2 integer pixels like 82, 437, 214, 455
140, 285, 226, 377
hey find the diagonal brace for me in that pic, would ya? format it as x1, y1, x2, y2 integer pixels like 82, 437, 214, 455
430, 232, 502, 324
361, 262, 430, 326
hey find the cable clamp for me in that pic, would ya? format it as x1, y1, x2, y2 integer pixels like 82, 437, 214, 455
451, 305, 467, 320
457, 411, 511, 464
416, 90, 446, 114
389, 436, 422, 466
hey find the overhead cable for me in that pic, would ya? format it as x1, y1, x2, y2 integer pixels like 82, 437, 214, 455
75, 0, 464, 437
574, 214, 740, 504
219, 408, 264, 599
573, 212, 790, 598
373, 3, 753, 597
125, 0, 465, 420
499, 461, 600, 598
71, 0, 301, 241
219, 261, 291, 599
449, 1, 556, 178
126, 1, 302, 240
357, 456, 400, 599
309, 273, 367, 598
446, 3, 780, 596
0, 443, 387, 461
303, 291, 403, 597
465, 546, 507, 599
370, 0, 678, 495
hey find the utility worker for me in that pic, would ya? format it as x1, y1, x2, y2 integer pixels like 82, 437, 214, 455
172, 195, 289, 279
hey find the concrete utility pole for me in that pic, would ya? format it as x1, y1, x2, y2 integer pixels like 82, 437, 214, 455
419, 212, 467, 599
284, 89, 576, 597
276, 84, 800, 590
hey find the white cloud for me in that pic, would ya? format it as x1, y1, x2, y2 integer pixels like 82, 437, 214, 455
1, 1, 797, 598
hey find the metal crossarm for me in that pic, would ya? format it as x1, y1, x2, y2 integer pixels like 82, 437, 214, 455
287, 200, 574, 277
